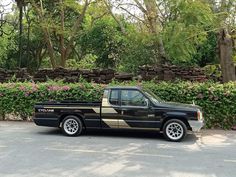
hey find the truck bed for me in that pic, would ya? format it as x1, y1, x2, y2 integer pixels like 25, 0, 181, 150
34, 100, 102, 128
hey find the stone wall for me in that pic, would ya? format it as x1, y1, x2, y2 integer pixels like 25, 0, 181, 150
0, 67, 134, 83
138, 65, 210, 82
0, 68, 31, 82
34, 68, 114, 83
0, 65, 221, 83
33, 68, 134, 83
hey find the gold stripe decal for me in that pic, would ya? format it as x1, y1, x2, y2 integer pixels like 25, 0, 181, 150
119, 120, 131, 128
102, 108, 117, 114
102, 119, 118, 128
44, 106, 116, 114
102, 98, 110, 107
92, 108, 100, 114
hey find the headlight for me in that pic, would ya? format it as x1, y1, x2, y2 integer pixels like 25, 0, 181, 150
197, 110, 203, 121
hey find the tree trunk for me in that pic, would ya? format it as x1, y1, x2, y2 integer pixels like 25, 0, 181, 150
18, 1, 23, 68
59, 0, 66, 67
32, 0, 89, 68
104, 0, 126, 35
41, 27, 56, 69
218, 29, 236, 83
24, 6, 31, 68
64, 0, 89, 61
34, 0, 57, 69
143, 0, 158, 34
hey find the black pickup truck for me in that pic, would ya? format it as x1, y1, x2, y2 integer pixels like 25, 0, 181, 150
34, 86, 204, 141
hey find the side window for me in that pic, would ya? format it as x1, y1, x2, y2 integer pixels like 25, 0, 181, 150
109, 90, 119, 105
121, 90, 147, 107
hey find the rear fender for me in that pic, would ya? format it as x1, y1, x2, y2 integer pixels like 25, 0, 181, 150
59, 113, 85, 127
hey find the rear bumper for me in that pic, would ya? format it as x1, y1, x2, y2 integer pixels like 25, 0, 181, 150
33, 117, 59, 127
188, 120, 204, 132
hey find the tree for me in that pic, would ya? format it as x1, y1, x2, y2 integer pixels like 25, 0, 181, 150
0, 2, 18, 68
162, 0, 215, 65
192, 32, 218, 67
30, 0, 91, 68
15, 0, 25, 67
209, 0, 236, 82
218, 29, 235, 82
81, 17, 125, 68
0, 0, 235, 77
110, 0, 166, 64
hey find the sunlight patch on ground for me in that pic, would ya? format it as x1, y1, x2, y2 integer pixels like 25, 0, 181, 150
91, 160, 128, 176
170, 171, 217, 177
200, 134, 231, 146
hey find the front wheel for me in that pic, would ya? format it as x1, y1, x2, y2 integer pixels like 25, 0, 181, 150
61, 116, 83, 136
163, 119, 187, 142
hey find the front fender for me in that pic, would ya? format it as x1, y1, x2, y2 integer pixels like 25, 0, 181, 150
164, 112, 188, 119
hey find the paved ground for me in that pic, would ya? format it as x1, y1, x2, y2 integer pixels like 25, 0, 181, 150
0, 122, 236, 177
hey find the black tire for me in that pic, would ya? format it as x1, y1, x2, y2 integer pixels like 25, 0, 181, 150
61, 115, 83, 136
163, 119, 187, 142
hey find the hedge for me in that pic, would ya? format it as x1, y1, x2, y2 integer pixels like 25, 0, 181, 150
0, 80, 235, 129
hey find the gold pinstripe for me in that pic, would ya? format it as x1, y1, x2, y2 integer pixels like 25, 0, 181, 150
44, 106, 96, 109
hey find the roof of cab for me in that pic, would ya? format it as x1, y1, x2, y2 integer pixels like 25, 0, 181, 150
106, 86, 142, 90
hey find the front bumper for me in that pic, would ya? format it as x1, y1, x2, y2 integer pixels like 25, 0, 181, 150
188, 120, 204, 132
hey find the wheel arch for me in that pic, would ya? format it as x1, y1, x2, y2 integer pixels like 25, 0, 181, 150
161, 116, 191, 131
59, 113, 86, 128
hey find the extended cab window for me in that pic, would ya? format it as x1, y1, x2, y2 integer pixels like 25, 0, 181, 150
121, 90, 146, 107
109, 90, 119, 105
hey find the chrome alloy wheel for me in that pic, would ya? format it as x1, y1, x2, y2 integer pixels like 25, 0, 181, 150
63, 118, 79, 135
166, 122, 184, 140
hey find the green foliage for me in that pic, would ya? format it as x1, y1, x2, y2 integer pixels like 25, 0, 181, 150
0, 81, 235, 129
204, 64, 221, 78
0, 32, 11, 65
0, 81, 105, 118
111, 80, 236, 129
80, 17, 125, 68
66, 54, 97, 69
81, 16, 155, 73
163, 0, 215, 65
192, 32, 218, 66
40, 57, 52, 68
0, 0, 235, 72
0, 24, 17, 68
118, 32, 156, 73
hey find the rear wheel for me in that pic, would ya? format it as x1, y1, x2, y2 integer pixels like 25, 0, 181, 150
62, 116, 83, 136
163, 119, 187, 142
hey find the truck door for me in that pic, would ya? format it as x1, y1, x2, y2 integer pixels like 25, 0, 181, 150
118, 89, 159, 129
100, 89, 119, 129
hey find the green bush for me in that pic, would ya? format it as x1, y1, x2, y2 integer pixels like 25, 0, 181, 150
0, 80, 235, 129
0, 81, 104, 120
142, 81, 236, 129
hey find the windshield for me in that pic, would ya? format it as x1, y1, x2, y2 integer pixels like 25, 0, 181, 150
143, 88, 163, 104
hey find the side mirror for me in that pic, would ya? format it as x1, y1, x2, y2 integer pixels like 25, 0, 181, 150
145, 99, 150, 107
